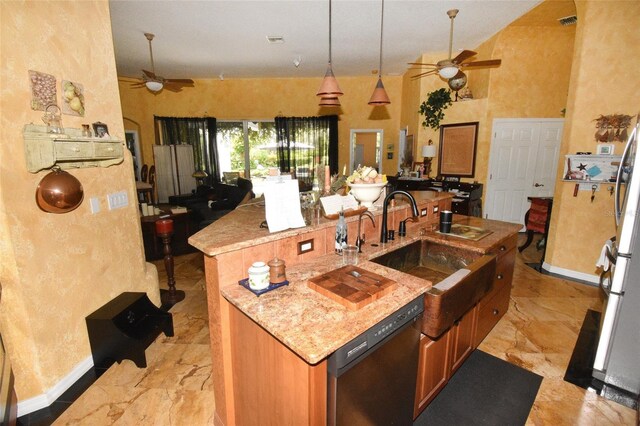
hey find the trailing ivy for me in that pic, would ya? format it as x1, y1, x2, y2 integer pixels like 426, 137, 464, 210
419, 88, 453, 130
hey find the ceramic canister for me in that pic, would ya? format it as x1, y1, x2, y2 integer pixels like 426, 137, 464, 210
248, 261, 270, 290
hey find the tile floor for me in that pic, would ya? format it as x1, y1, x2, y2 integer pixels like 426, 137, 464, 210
49, 238, 637, 425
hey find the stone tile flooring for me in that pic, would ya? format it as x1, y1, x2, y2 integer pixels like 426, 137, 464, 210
52, 240, 637, 425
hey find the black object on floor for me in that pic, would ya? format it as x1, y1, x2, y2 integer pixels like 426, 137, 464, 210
414, 350, 542, 426
564, 309, 639, 410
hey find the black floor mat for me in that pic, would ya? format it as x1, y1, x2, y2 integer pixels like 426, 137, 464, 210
414, 350, 543, 426
564, 309, 639, 410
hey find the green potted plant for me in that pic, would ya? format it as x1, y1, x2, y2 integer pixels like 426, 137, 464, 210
419, 88, 453, 130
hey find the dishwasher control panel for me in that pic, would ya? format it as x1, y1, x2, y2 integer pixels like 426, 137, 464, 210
329, 295, 424, 372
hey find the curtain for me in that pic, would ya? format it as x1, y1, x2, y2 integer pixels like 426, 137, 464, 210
275, 115, 338, 188
154, 116, 220, 186
152, 145, 197, 203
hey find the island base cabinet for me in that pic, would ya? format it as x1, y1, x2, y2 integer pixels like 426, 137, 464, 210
413, 331, 451, 418
229, 304, 327, 426
449, 305, 478, 375
475, 283, 511, 346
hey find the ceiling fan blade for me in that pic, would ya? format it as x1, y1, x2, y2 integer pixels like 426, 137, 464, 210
411, 70, 438, 80
452, 50, 477, 64
165, 78, 194, 85
407, 62, 438, 67
162, 84, 184, 93
460, 59, 502, 68
142, 69, 157, 79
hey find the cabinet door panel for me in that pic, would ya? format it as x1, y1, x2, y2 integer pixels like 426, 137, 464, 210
414, 332, 451, 419
450, 306, 477, 374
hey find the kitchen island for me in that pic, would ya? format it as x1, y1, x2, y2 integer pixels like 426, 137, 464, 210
189, 192, 520, 425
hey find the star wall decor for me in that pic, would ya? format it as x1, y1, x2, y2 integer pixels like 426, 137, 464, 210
577, 163, 587, 171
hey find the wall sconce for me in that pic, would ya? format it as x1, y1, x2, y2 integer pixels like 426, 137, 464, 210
422, 141, 436, 178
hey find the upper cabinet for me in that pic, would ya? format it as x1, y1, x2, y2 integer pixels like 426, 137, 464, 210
23, 124, 124, 173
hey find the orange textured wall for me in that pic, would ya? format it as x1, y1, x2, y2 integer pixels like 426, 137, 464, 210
545, 0, 640, 274
119, 75, 403, 176
0, 1, 159, 400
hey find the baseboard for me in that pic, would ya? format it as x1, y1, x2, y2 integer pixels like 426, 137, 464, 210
16, 355, 94, 417
541, 262, 599, 286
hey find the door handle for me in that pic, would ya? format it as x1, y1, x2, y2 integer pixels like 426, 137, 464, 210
534, 183, 544, 187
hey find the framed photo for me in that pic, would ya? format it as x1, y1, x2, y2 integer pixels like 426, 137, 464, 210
387, 152, 393, 160
438, 122, 479, 177
413, 162, 424, 172
597, 144, 614, 155
92, 121, 109, 138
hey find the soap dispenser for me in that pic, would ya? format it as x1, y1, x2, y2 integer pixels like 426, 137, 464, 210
335, 208, 347, 254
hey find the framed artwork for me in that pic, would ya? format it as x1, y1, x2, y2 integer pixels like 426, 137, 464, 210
597, 144, 614, 155
92, 122, 109, 138
413, 162, 424, 172
438, 122, 479, 177
387, 152, 393, 159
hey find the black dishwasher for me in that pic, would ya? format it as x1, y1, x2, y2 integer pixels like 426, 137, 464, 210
327, 295, 424, 426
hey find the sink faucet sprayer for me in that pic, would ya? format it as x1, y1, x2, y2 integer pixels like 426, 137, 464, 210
380, 190, 419, 243
355, 210, 375, 252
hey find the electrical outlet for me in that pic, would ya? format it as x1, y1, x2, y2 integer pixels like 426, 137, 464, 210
107, 191, 128, 210
89, 197, 101, 214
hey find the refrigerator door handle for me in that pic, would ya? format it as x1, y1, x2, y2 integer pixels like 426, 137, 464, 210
599, 271, 611, 296
615, 125, 637, 226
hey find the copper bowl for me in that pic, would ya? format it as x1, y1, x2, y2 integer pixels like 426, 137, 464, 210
35, 168, 84, 213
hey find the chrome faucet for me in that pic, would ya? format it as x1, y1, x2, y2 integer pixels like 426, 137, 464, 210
355, 210, 375, 252
380, 190, 419, 243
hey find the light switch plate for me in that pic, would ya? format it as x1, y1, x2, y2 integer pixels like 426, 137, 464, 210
89, 197, 101, 214
107, 191, 128, 210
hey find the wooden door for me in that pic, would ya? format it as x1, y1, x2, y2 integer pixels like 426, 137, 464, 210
414, 331, 451, 418
531, 123, 563, 198
485, 119, 563, 225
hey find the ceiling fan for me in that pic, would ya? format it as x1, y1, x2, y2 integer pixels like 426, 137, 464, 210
409, 9, 502, 81
130, 33, 195, 93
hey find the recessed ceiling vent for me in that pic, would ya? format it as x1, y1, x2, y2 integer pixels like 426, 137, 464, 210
266, 36, 285, 44
558, 15, 577, 26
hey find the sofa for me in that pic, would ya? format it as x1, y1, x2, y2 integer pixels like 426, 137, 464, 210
168, 177, 254, 229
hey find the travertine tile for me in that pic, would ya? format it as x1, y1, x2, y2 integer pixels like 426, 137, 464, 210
57, 250, 637, 425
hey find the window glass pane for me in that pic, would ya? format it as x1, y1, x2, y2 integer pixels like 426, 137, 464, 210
216, 121, 244, 178
248, 121, 277, 197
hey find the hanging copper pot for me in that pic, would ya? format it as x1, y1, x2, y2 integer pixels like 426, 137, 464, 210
35, 167, 84, 213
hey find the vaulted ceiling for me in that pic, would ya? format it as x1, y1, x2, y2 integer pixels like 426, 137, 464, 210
110, 0, 554, 80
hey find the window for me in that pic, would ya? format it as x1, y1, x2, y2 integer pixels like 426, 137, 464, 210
217, 120, 278, 197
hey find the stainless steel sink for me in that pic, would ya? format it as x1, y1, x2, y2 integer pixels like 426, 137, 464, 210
371, 241, 496, 337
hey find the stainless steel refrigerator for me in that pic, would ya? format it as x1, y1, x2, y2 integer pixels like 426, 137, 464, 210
593, 117, 640, 395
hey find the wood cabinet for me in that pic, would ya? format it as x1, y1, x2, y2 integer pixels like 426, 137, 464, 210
414, 330, 451, 418
414, 233, 517, 419
23, 124, 124, 172
414, 305, 477, 418
474, 235, 516, 346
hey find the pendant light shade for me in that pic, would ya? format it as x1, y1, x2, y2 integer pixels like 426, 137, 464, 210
319, 96, 341, 107
317, 0, 343, 104
369, 0, 390, 106
317, 64, 343, 97
368, 78, 390, 105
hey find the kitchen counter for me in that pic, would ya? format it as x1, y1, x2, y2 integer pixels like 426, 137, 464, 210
192, 192, 520, 425
199, 203, 520, 364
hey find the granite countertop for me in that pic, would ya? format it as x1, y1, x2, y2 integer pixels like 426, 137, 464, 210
220, 236, 429, 365
215, 210, 521, 365
188, 191, 454, 256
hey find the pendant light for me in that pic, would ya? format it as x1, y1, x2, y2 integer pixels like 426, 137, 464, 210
317, 0, 343, 105
369, 0, 390, 105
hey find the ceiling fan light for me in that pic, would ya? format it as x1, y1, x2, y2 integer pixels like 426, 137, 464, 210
368, 78, 390, 105
316, 65, 343, 97
145, 80, 163, 92
438, 66, 459, 79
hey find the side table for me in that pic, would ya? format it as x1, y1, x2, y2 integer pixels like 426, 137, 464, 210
140, 207, 198, 261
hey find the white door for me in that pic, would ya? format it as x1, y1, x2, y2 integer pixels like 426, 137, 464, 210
485, 119, 563, 225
